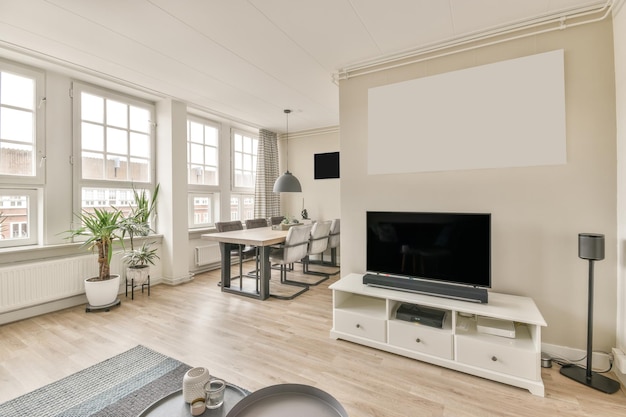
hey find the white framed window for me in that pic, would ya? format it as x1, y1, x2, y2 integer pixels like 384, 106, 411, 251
188, 192, 220, 229
188, 116, 219, 186
231, 129, 257, 221
0, 189, 38, 248
72, 82, 156, 218
0, 60, 44, 248
232, 130, 258, 190
230, 193, 254, 222
0, 61, 45, 184
187, 115, 221, 228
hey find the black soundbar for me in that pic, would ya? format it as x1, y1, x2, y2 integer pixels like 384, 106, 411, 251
363, 273, 488, 303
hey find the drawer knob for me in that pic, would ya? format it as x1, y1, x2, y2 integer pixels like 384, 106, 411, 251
356, 324, 361, 329
491, 356, 498, 362
415, 338, 421, 343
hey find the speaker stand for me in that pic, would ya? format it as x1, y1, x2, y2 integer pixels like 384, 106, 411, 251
559, 259, 620, 394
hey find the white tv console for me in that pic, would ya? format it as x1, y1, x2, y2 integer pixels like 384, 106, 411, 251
329, 274, 547, 396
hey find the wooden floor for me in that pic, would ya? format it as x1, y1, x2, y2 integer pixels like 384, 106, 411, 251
1, 265, 625, 416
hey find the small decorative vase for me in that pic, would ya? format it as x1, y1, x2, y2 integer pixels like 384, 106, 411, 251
183, 367, 210, 403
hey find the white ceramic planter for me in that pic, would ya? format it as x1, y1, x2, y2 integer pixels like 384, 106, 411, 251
84, 274, 120, 307
126, 265, 150, 285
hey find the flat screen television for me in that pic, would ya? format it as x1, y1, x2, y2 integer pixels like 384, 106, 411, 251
314, 152, 340, 179
366, 211, 491, 301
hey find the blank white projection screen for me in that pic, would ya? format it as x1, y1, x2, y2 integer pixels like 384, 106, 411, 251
368, 49, 566, 174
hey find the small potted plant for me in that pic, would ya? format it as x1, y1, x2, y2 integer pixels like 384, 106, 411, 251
66, 207, 124, 309
122, 240, 159, 286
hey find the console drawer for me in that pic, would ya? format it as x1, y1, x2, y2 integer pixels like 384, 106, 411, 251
388, 320, 453, 359
455, 328, 539, 381
335, 310, 386, 343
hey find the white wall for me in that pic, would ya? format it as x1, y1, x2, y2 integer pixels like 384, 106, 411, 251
339, 19, 617, 351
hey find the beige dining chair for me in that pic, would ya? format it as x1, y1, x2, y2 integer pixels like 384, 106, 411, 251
269, 224, 313, 299
299, 220, 332, 285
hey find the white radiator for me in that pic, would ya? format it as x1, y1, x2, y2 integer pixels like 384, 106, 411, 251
0, 253, 122, 314
195, 245, 220, 266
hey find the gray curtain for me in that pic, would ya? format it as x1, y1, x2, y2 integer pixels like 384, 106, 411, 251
254, 129, 281, 218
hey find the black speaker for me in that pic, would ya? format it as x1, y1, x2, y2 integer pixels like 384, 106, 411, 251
578, 233, 604, 260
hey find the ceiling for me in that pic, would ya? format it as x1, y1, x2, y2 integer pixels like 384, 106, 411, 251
0, 0, 609, 133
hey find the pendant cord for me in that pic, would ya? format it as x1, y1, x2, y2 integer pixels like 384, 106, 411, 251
284, 109, 291, 172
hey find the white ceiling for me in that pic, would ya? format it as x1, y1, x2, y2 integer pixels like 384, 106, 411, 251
0, 0, 608, 133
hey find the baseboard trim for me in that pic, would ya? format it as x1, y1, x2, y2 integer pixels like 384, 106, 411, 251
160, 273, 195, 286
0, 294, 87, 325
0, 279, 165, 325
541, 342, 611, 371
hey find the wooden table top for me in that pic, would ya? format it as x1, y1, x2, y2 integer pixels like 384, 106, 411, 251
201, 227, 288, 246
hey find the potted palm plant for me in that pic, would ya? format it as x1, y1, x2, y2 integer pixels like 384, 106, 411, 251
119, 184, 160, 286
66, 207, 124, 310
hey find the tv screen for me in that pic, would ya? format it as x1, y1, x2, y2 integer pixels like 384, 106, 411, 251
314, 152, 340, 179
366, 211, 491, 288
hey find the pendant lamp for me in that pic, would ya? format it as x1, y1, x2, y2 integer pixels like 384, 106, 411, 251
273, 109, 302, 192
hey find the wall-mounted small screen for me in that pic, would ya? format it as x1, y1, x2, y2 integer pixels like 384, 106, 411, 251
314, 152, 340, 179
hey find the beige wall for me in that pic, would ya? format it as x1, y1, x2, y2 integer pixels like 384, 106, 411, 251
278, 129, 341, 223
614, 1, 626, 359
339, 20, 617, 350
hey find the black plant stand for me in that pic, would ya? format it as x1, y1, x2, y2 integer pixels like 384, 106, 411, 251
560, 253, 620, 394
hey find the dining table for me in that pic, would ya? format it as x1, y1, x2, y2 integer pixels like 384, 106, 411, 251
202, 226, 288, 300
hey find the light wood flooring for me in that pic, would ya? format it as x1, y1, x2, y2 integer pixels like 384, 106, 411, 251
1, 265, 625, 416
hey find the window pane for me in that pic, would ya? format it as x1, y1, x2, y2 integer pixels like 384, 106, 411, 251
81, 187, 135, 216
189, 121, 203, 143
243, 136, 252, 154
191, 195, 212, 226
0, 194, 29, 241
205, 146, 216, 166
81, 93, 104, 123
81, 122, 104, 152
1, 72, 34, 110
0, 142, 33, 176
204, 167, 218, 185
129, 157, 149, 182
206, 126, 218, 146
243, 154, 252, 171
107, 127, 127, 154
190, 165, 203, 184
234, 134, 243, 152
188, 192, 218, 228
190, 143, 203, 164
129, 106, 150, 133
130, 132, 149, 158
230, 195, 240, 220
107, 155, 127, 180
1, 107, 33, 143
230, 193, 254, 222
82, 151, 104, 179
106, 99, 128, 128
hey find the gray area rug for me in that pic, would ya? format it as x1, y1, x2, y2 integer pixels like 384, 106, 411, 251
0, 345, 192, 417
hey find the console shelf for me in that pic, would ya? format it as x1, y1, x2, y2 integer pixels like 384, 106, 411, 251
329, 273, 547, 396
